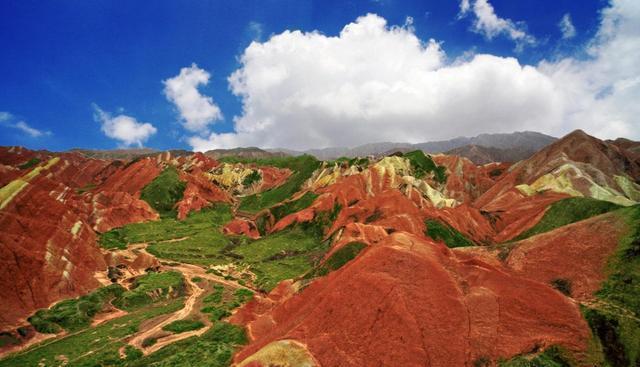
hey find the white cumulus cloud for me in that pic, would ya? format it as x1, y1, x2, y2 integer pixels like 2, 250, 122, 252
189, 13, 558, 151
540, 0, 640, 139
163, 64, 223, 133
0, 111, 51, 138
459, 0, 535, 49
558, 13, 576, 39
93, 105, 157, 147
190, 0, 639, 151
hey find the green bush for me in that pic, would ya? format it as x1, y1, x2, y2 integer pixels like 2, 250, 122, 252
307, 241, 367, 278
403, 150, 447, 184
425, 219, 475, 248
499, 346, 574, 366
141, 337, 158, 348
514, 197, 622, 241
112, 271, 185, 311
238, 155, 321, 213
270, 191, 319, 223
242, 170, 261, 186
140, 166, 186, 216
550, 278, 572, 297
162, 319, 205, 334
28, 284, 125, 333
18, 158, 40, 170
127, 322, 247, 367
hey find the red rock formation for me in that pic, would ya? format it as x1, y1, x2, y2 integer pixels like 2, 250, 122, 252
433, 155, 510, 203
176, 168, 232, 220
501, 211, 627, 301
232, 232, 589, 366
0, 163, 106, 329
223, 218, 261, 239
257, 166, 291, 191
89, 191, 159, 233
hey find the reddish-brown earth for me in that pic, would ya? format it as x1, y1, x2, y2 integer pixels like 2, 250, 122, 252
502, 211, 627, 301
176, 168, 232, 220
232, 233, 589, 366
1, 129, 638, 363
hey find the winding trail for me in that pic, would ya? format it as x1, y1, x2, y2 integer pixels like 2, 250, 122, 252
125, 242, 253, 355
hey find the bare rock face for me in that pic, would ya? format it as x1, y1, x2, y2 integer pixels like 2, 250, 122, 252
0, 156, 107, 329
176, 168, 232, 220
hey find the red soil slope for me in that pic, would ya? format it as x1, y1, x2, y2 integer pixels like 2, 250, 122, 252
232, 233, 589, 366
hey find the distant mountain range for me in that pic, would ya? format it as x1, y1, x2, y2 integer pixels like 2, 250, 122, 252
268, 131, 558, 161
70, 131, 558, 164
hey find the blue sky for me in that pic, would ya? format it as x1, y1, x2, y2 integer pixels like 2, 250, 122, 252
3, 0, 636, 151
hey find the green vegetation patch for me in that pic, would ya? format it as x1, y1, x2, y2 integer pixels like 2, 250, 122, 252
403, 150, 447, 184
229, 226, 328, 291
498, 346, 574, 366
28, 284, 125, 333
425, 219, 475, 248
236, 155, 321, 213
112, 271, 185, 311
270, 191, 319, 224
162, 319, 205, 334
99, 205, 234, 261
0, 299, 184, 367
18, 157, 41, 170
200, 286, 254, 322
242, 169, 261, 186
582, 205, 640, 366
307, 241, 367, 278
140, 166, 187, 216
127, 322, 247, 367
513, 197, 622, 241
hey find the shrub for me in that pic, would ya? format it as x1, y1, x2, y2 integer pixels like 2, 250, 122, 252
550, 278, 572, 296
425, 219, 475, 248
238, 155, 321, 213
162, 319, 205, 334
242, 170, 262, 186
403, 150, 448, 183
27, 284, 125, 333
18, 158, 40, 170
141, 337, 157, 348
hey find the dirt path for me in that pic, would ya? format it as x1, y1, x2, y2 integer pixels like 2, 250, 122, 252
127, 272, 204, 354
125, 242, 253, 355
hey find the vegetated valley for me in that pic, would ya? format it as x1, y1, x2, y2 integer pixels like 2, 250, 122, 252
0, 129, 639, 366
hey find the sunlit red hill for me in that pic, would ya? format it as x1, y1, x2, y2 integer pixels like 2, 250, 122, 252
0, 129, 639, 366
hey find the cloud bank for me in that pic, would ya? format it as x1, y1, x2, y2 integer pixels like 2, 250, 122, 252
189, 0, 639, 151
93, 105, 157, 147
163, 64, 223, 133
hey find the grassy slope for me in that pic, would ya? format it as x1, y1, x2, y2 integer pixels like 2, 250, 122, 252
100, 204, 233, 253
128, 322, 247, 367
0, 300, 184, 367
306, 241, 367, 278
230, 155, 321, 213
582, 205, 640, 367
112, 271, 185, 311
425, 219, 475, 248
513, 197, 622, 241
28, 284, 125, 333
140, 166, 186, 216
27, 271, 184, 335
230, 226, 328, 291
